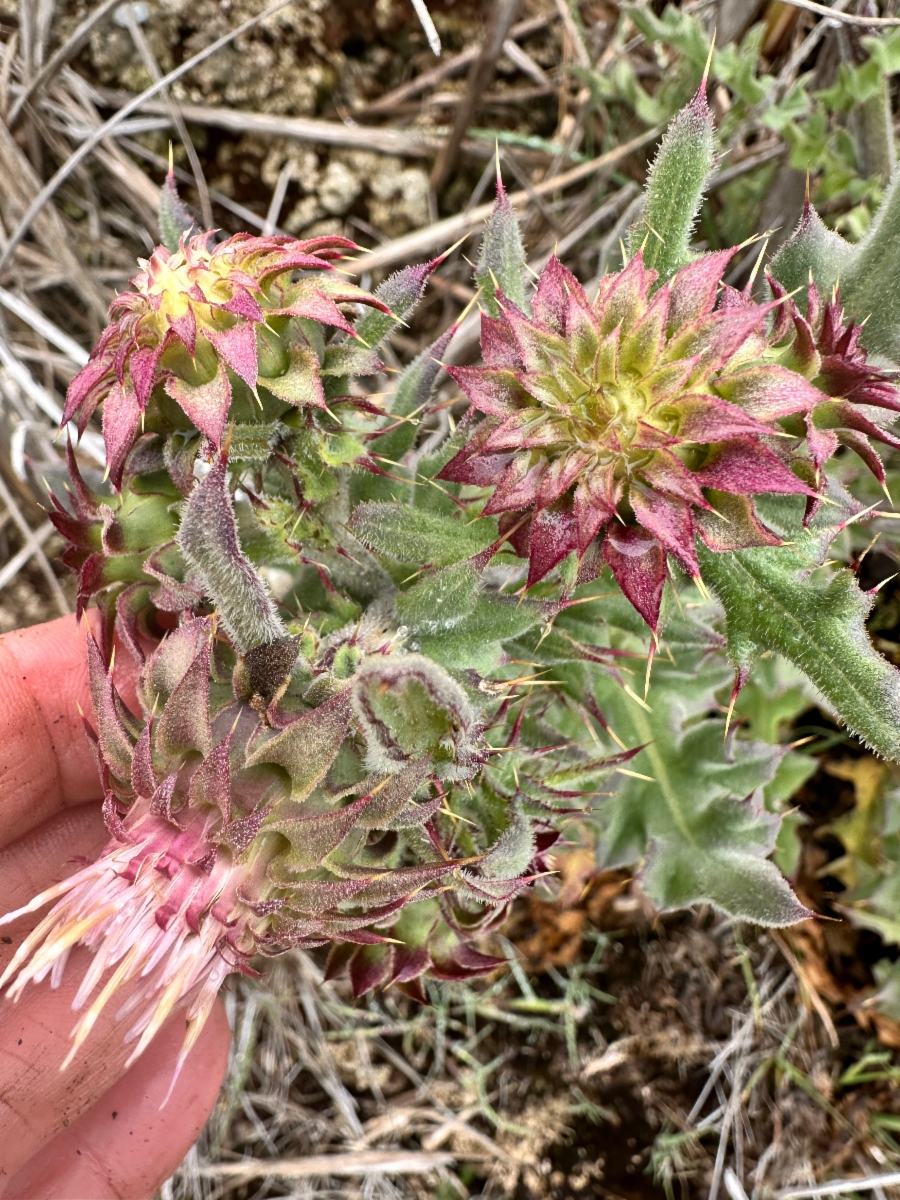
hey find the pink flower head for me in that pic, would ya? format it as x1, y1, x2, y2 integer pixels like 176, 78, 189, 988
0, 617, 550, 1076
62, 231, 389, 487
0, 805, 261, 1096
768, 272, 900, 503
438, 252, 821, 630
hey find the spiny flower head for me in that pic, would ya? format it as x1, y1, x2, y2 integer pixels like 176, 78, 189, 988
0, 614, 557, 1072
62, 230, 389, 487
768, 271, 900, 498
0, 804, 260, 1091
48, 440, 193, 645
438, 251, 824, 629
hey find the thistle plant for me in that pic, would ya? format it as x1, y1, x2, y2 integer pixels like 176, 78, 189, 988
438, 247, 819, 630
6, 73, 900, 1079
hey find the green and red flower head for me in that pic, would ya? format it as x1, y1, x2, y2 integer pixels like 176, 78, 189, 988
47, 437, 194, 653
62, 230, 390, 488
767, 268, 900, 501
53, 241, 447, 638
438, 251, 822, 630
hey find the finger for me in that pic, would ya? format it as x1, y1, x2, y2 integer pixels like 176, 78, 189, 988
1, 998, 230, 1200
0, 613, 140, 847
0, 805, 173, 1183
0, 945, 149, 1184
0, 803, 106, 974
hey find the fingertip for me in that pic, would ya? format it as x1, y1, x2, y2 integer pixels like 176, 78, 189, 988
0, 802, 107, 974
2, 998, 231, 1200
0, 613, 143, 846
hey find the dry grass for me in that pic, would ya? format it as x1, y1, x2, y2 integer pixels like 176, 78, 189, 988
158, 885, 900, 1199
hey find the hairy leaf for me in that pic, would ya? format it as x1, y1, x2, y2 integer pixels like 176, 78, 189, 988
769, 202, 855, 306
839, 171, 900, 361
178, 457, 287, 652
698, 531, 900, 762
350, 502, 498, 566
247, 690, 352, 800
586, 656, 811, 925
396, 562, 482, 634
158, 168, 197, 254
411, 592, 544, 673
369, 325, 455, 466
476, 175, 528, 317
352, 653, 479, 780
354, 259, 440, 348
354, 326, 457, 508
627, 86, 715, 282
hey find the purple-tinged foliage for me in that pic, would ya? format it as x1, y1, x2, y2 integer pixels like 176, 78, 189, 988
178, 452, 287, 652
476, 172, 527, 316
48, 438, 194, 656
20, 84, 900, 1085
768, 273, 900, 503
1, 612, 554, 1067
158, 165, 198, 253
63, 230, 389, 485
439, 250, 816, 630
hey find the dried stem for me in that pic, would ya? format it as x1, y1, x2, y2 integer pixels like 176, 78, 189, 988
431, 0, 521, 194
0, 0, 294, 273
776, 0, 900, 24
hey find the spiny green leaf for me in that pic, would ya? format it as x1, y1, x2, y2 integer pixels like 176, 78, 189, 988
582, 655, 811, 925
178, 458, 287, 653
350, 502, 498, 566
411, 594, 544, 673
369, 325, 454, 466
396, 562, 482, 634
625, 4, 708, 68
476, 176, 527, 317
352, 653, 478, 780
155, 640, 212, 760
769, 202, 856, 306
839, 172, 900, 361
353, 259, 438, 349
227, 422, 287, 463
639, 793, 809, 924
321, 342, 383, 378
158, 169, 196, 254
354, 327, 456, 507
480, 809, 535, 880
698, 522, 900, 761
247, 690, 352, 800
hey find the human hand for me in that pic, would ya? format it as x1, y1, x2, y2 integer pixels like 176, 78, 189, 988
0, 614, 231, 1200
